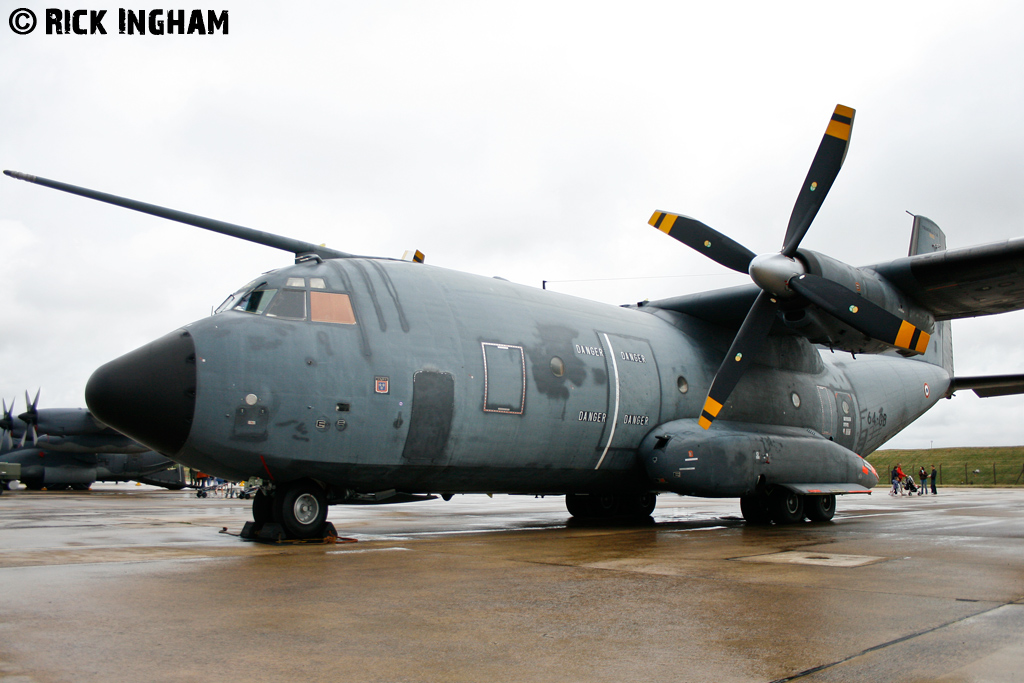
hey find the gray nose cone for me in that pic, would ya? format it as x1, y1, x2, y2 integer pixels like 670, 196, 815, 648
86, 329, 197, 457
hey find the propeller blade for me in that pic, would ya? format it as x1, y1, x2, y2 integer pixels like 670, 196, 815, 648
19, 389, 40, 425
30, 425, 38, 447
649, 211, 756, 274
781, 105, 855, 257
0, 399, 12, 450
699, 290, 779, 429
789, 273, 930, 354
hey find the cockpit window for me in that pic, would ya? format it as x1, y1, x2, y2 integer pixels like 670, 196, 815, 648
234, 288, 277, 314
264, 288, 307, 320
215, 278, 267, 314
311, 291, 356, 324
216, 277, 356, 325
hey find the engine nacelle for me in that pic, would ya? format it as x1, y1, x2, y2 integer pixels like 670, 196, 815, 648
641, 419, 878, 497
786, 249, 935, 355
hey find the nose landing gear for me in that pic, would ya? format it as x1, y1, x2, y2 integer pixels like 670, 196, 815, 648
242, 479, 332, 541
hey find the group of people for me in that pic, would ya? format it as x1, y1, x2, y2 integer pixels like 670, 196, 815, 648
890, 463, 938, 496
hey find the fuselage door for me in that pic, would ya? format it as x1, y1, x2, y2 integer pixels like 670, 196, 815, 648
594, 333, 661, 469
816, 385, 836, 439
834, 391, 858, 451
402, 370, 455, 465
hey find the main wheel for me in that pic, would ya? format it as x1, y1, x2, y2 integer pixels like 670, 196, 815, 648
622, 492, 657, 518
589, 493, 622, 517
252, 489, 275, 525
565, 493, 591, 518
805, 494, 836, 522
275, 481, 328, 539
768, 489, 805, 524
740, 494, 771, 524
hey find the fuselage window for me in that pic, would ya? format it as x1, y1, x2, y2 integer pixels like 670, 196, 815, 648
310, 291, 357, 324
264, 288, 307, 320
285, 277, 306, 287
310, 278, 327, 290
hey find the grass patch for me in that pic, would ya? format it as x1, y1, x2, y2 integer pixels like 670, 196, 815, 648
867, 446, 1024, 487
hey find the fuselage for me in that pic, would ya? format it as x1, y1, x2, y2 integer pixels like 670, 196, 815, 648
1, 448, 174, 488
87, 257, 948, 495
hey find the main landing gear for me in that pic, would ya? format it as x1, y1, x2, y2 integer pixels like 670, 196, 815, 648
740, 490, 836, 525
565, 492, 657, 520
244, 479, 331, 540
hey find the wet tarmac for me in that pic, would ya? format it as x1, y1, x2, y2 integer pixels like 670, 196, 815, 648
0, 485, 1022, 682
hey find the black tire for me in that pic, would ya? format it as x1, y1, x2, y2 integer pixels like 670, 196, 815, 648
275, 481, 328, 539
740, 494, 772, 524
252, 489, 274, 525
805, 494, 836, 522
589, 493, 622, 517
768, 489, 805, 524
565, 493, 590, 518
623, 493, 657, 518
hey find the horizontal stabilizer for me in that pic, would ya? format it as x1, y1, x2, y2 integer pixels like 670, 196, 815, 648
948, 374, 1024, 398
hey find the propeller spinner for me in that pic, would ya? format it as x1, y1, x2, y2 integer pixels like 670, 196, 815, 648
651, 105, 929, 429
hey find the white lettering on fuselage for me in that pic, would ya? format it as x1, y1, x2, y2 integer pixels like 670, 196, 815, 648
619, 351, 646, 363
578, 411, 607, 423
575, 344, 604, 357
622, 414, 649, 426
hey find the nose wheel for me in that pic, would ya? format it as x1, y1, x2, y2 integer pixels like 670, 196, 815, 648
246, 480, 329, 540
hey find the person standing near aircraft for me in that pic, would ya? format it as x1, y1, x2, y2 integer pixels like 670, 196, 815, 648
931, 465, 938, 495
891, 465, 901, 496
918, 466, 928, 495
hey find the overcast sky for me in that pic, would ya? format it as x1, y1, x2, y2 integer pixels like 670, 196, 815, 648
2, 1, 1022, 449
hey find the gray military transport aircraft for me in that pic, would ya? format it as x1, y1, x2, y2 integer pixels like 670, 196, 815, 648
6, 105, 1024, 538
0, 393, 183, 490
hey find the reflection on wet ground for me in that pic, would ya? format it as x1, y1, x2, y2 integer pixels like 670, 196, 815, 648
0, 486, 1021, 682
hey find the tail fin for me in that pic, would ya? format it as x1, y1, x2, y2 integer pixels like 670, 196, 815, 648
909, 215, 953, 375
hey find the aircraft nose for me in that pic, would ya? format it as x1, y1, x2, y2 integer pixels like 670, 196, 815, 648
85, 329, 197, 457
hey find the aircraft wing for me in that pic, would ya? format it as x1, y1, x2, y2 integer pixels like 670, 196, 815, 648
870, 237, 1024, 320
647, 236, 1024, 328
643, 284, 759, 329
